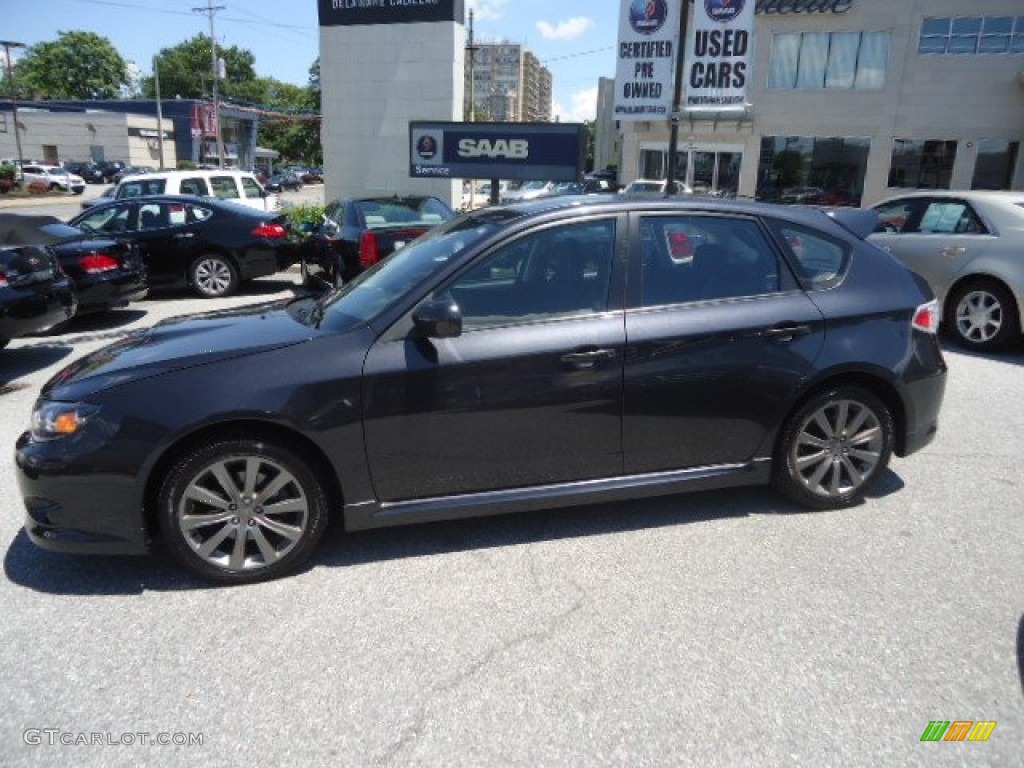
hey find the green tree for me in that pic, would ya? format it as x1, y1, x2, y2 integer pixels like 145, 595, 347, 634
143, 35, 260, 103
15, 31, 129, 99
256, 59, 322, 166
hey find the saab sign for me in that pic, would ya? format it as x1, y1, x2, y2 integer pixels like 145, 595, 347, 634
318, 0, 463, 27
409, 122, 586, 181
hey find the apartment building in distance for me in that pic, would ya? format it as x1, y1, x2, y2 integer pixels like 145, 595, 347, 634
466, 42, 553, 122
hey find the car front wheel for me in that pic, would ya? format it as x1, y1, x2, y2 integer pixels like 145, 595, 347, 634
158, 437, 330, 584
949, 279, 1019, 352
773, 386, 893, 510
190, 253, 239, 298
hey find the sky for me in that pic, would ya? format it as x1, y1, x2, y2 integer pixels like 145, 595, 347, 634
1, 0, 620, 122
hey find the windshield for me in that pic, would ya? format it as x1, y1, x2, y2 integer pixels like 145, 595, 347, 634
315, 208, 524, 331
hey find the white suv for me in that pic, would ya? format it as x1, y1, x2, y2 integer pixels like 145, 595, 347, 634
20, 164, 86, 194
114, 170, 280, 211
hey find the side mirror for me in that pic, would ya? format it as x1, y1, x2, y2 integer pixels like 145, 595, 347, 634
413, 299, 462, 339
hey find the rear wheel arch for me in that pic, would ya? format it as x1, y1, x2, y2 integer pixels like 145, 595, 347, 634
943, 274, 1021, 349
780, 372, 907, 456
143, 420, 344, 545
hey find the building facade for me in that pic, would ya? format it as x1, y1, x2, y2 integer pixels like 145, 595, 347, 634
0, 99, 265, 171
467, 42, 553, 122
610, 0, 1024, 205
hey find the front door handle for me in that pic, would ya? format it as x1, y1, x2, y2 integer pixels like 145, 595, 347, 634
172, 232, 196, 240
561, 348, 617, 369
762, 323, 812, 343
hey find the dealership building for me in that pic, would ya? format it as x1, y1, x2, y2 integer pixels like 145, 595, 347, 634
612, 0, 1024, 205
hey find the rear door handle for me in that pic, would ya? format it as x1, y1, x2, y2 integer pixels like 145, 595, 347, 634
941, 246, 966, 258
561, 348, 617, 368
172, 232, 196, 240
762, 323, 812, 343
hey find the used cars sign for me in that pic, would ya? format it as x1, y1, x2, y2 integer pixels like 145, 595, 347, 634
409, 122, 586, 182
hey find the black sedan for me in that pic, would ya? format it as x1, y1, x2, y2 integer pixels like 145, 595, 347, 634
264, 172, 303, 193
0, 215, 78, 349
68, 196, 300, 298
16, 197, 947, 584
301, 195, 454, 287
64, 162, 106, 185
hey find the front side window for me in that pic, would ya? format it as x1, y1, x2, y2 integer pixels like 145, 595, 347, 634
888, 140, 958, 189
873, 199, 921, 234
76, 204, 132, 234
443, 219, 616, 330
639, 215, 780, 307
769, 31, 890, 90
918, 201, 986, 234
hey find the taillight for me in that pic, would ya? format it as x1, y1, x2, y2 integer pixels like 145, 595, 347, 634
359, 231, 380, 269
0, 270, 7, 287
251, 223, 288, 239
912, 300, 940, 334
79, 253, 119, 273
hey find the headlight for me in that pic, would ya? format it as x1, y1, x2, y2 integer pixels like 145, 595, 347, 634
30, 401, 100, 441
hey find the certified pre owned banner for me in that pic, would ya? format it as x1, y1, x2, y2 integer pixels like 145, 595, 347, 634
614, 0, 681, 121
318, 0, 464, 27
410, 122, 585, 182
685, 0, 754, 111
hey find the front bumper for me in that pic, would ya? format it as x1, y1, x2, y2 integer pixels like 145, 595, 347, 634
15, 431, 150, 555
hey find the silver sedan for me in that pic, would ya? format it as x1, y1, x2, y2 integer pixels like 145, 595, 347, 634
869, 190, 1024, 352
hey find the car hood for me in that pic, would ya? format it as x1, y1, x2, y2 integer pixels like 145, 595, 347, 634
42, 299, 320, 401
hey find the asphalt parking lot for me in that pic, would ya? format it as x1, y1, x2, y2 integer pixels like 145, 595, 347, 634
0, 192, 1021, 766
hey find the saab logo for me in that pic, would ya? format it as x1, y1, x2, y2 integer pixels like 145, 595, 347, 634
920, 721, 997, 742
457, 139, 530, 160
705, 0, 745, 23
629, 0, 669, 35
416, 135, 439, 160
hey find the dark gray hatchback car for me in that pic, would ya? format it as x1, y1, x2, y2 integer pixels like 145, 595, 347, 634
16, 197, 947, 584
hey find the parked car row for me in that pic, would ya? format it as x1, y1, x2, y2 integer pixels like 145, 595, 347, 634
0, 196, 302, 347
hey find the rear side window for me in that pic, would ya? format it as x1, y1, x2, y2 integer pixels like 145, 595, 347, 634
179, 177, 208, 196
210, 176, 240, 200
770, 221, 849, 290
918, 200, 986, 234
639, 215, 781, 307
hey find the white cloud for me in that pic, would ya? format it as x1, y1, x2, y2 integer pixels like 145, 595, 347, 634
536, 17, 594, 41
553, 86, 599, 123
466, 0, 508, 22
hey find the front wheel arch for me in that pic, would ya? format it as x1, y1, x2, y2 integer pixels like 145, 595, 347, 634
144, 421, 343, 549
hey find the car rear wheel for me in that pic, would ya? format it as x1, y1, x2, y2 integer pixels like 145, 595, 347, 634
158, 437, 330, 584
949, 279, 1019, 352
773, 386, 893, 510
190, 253, 239, 298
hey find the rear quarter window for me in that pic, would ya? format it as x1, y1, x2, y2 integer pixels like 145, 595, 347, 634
769, 220, 850, 291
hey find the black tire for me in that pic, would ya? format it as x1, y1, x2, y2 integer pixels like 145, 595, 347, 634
189, 253, 239, 298
158, 437, 330, 584
773, 386, 894, 510
947, 279, 1019, 352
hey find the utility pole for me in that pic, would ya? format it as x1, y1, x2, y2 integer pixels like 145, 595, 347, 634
466, 9, 477, 122
193, 1, 225, 168
665, 1, 689, 197
1, 40, 27, 177
153, 56, 166, 170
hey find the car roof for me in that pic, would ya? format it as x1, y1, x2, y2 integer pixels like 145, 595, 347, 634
496, 193, 847, 229
71, 194, 273, 218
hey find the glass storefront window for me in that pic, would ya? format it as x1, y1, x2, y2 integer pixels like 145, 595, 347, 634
971, 140, 1020, 190
888, 140, 957, 189
756, 136, 869, 206
639, 149, 665, 180
920, 16, 1024, 54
